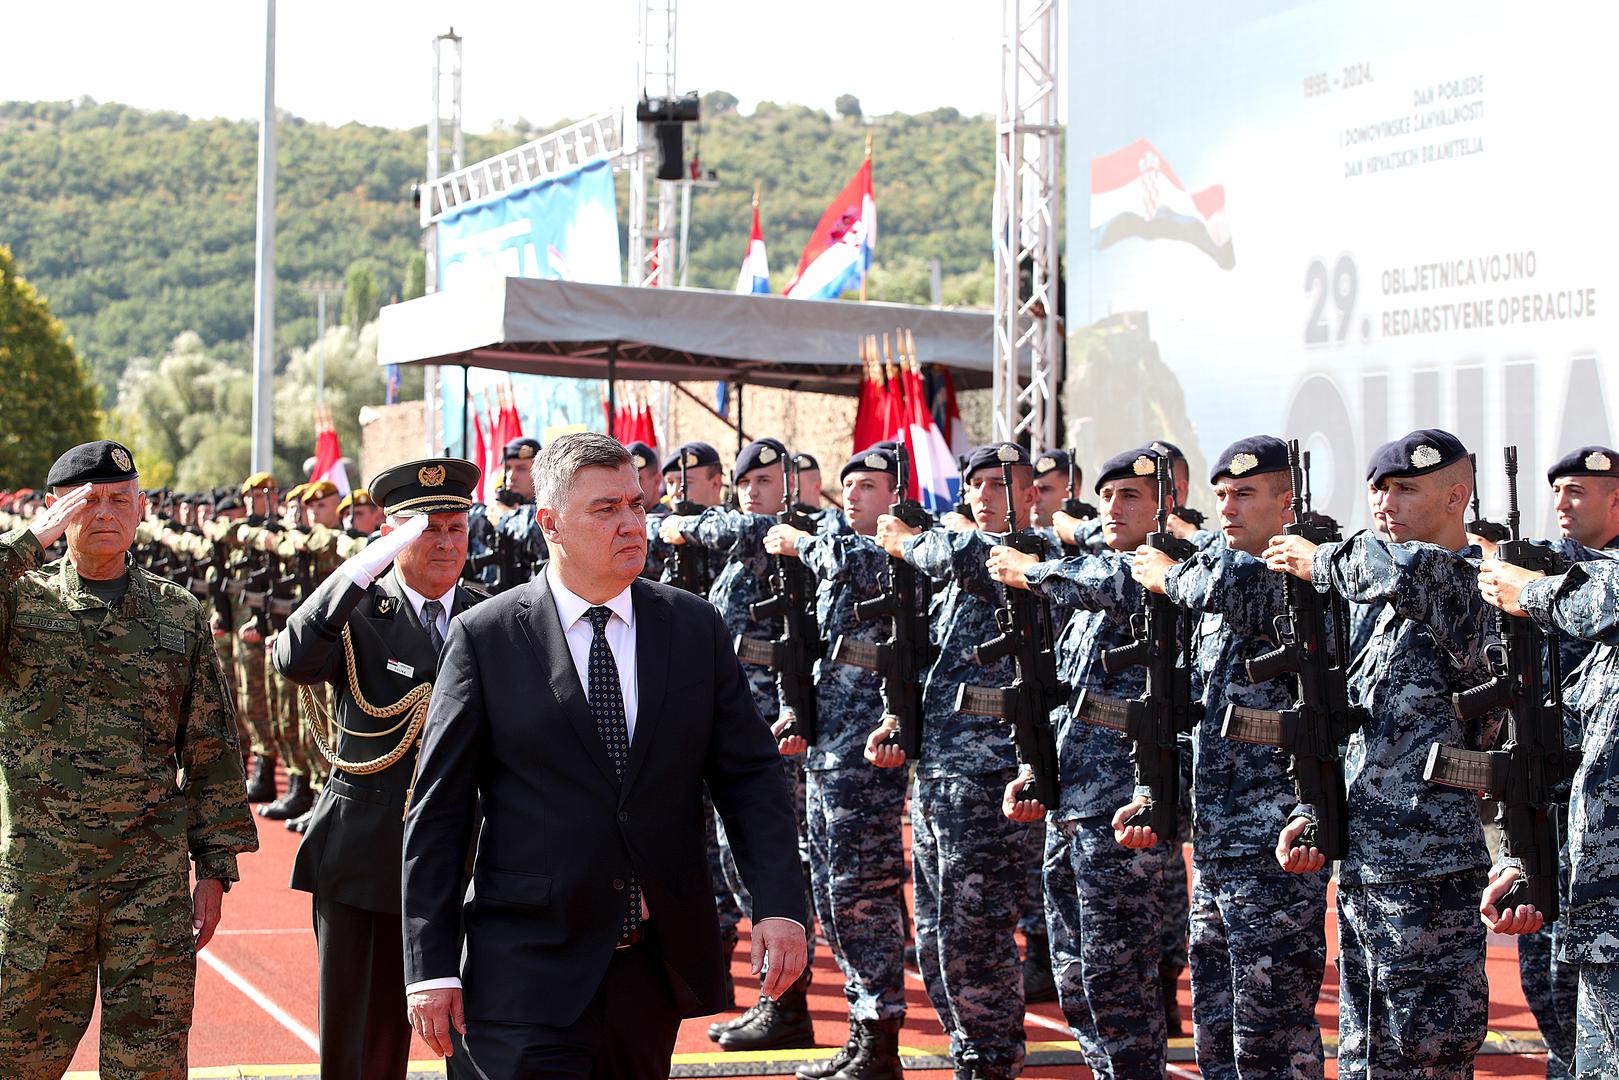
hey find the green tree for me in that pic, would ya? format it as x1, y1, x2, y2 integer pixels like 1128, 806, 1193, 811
403, 252, 426, 301
105, 331, 252, 490
344, 262, 380, 331
0, 244, 99, 488
835, 94, 863, 121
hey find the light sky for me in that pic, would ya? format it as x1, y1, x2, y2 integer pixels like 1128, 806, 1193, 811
2, 1, 1031, 133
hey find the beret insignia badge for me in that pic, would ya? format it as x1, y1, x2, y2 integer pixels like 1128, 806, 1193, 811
683, 451, 699, 468
1132, 455, 1156, 476
1586, 451, 1612, 471
516, 445, 536, 460
111, 447, 133, 472
1410, 445, 1442, 469
758, 446, 779, 465
1036, 456, 1056, 472
863, 453, 888, 470
1228, 453, 1259, 476
631, 454, 647, 469
996, 444, 1020, 462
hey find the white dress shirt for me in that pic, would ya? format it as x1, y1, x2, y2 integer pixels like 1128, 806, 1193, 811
396, 573, 457, 645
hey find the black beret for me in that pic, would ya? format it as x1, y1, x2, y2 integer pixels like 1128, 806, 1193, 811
841, 447, 900, 482
1363, 441, 1395, 481
792, 452, 819, 472
503, 437, 542, 461
46, 440, 139, 488
733, 438, 789, 482
1032, 449, 1072, 479
1367, 429, 1468, 487
1547, 445, 1619, 484
213, 494, 244, 513
964, 442, 1031, 478
625, 441, 658, 471
1094, 445, 1169, 494
1209, 435, 1289, 484
369, 458, 481, 516
661, 441, 721, 475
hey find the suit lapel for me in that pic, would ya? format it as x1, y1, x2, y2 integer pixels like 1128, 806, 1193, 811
516, 574, 618, 789
620, 580, 670, 800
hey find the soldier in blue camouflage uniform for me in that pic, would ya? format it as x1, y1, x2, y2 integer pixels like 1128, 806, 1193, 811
663, 437, 818, 1051
1263, 430, 1502, 1079
1126, 436, 1328, 1079
1486, 548, 1619, 1079
1502, 444, 1619, 1079
764, 446, 910, 1080
868, 442, 1052, 1080
988, 443, 1190, 1078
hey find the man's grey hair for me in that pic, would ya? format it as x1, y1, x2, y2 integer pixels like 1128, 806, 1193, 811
534, 432, 633, 510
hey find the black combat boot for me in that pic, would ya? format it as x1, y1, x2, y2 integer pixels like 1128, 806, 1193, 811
258, 772, 312, 820
245, 753, 278, 803
829, 1017, 903, 1080
717, 969, 815, 1051
708, 999, 763, 1042
285, 806, 314, 834
1160, 962, 1184, 1038
1022, 933, 1056, 1004
795, 1025, 860, 1080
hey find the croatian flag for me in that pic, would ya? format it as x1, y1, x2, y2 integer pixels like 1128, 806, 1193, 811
784, 157, 875, 300
903, 364, 960, 512
734, 203, 771, 294
1090, 138, 1234, 269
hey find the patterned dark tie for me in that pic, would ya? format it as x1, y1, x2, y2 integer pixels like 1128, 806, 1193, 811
586, 605, 641, 943
421, 599, 444, 656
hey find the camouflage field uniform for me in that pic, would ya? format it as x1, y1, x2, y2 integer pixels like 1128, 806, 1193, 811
1309, 534, 1498, 1079
0, 529, 258, 1079
797, 531, 909, 1022
1521, 557, 1619, 1079
680, 507, 815, 962
1023, 550, 1170, 1078
268, 524, 353, 790
1163, 544, 1328, 1079
901, 526, 1049, 1078
224, 522, 274, 760
240, 521, 307, 784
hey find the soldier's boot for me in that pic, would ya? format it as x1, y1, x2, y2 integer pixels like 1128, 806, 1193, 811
245, 753, 279, 803
285, 806, 314, 834
828, 1018, 903, 1080
1160, 961, 1184, 1038
795, 1025, 861, 1080
717, 970, 815, 1051
1022, 933, 1057, 1005
259, 772, 313, 820
708, 999, 763, 1042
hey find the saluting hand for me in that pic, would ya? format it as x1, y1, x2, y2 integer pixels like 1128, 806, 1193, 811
864, 717, 907, 769
765, 524, 808, 558
986, 545, 1038, 591
875, 515, 921, 558
1477, 558, 1541, 617
1263, 534, 1318, 581
28, 482, 94, 547
1111, 796, 1158, 848
1275, 816, 1326, 874
339, 512, 428, 588
1479, 867, 1544, 935
1130, 546, 1177, 595
1002, 772, 1046, 823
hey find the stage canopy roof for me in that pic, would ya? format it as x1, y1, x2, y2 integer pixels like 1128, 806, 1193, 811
377, 278, 1000, 395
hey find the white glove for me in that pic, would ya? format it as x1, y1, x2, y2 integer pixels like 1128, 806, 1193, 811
340, 514, 429, 589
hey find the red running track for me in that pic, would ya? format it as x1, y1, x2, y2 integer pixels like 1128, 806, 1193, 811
65, 784, 1551, 1078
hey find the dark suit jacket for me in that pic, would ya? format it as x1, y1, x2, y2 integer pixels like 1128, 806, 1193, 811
275, 568, 483, 914
402, 573, 802, 1027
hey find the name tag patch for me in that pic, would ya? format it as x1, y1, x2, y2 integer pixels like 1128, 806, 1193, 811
158, 626, 188, 653
14, 613, 75, 632
386, 659, 415, 678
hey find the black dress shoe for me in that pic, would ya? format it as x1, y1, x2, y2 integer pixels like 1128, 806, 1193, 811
718, 971, 815, 1051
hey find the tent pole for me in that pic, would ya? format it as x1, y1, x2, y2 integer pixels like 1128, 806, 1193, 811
608, 344, 619, 439
461, 365, 469, 458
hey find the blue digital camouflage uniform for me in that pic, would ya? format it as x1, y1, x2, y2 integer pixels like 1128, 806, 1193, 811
1520, 557, 1619, 1080
796, 531, 909, 1022
0, 529, 259, 1079
1162, 543, 1328, 1079
900, 525, 1048, 1078
680, 507, 815, 963
494, 501, 550, 574
1308, 533, 1499, 1079
1023, 549, 1170, 1078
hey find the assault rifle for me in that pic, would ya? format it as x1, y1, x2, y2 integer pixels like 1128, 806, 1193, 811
1426, 445, 1578, 921
1220, 439, 1362, 861
1072, 453, 1197, 843
954, 456, 1063, 809
831, 444, 935, 761
735, 455, 824, 742
1466, 452, 1511, 546
665, 451, 714, 596
1061, 448, 1098, 522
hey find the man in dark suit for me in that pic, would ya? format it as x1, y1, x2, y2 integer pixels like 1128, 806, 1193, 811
403, 432, 808, 1079
274, 457, 485, 1080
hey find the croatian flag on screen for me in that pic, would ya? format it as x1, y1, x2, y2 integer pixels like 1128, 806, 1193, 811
1091, 138, 1234, 270
784, 158, 875, 300
735, 204, 771, 294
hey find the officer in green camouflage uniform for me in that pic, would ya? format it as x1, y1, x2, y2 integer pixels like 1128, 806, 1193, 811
0, 440, 258, 1079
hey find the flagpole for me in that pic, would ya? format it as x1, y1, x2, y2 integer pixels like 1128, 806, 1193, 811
859, 134, 873, 302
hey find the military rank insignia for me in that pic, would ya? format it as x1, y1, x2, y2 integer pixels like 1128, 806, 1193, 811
373, 596, 398, 618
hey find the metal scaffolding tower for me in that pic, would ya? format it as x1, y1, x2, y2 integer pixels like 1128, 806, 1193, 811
422, 28, 464, 453
628, 0, 679, 288
992, 0, 1062, 447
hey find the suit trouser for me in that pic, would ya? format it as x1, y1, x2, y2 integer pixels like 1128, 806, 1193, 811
311, 895, 411, 1080
447, 932, 681, 1080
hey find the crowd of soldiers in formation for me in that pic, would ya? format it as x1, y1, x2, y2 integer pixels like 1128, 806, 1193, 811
5, 421, 1618, 1080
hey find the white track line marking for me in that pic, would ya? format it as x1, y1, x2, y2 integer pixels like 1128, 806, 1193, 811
198, 948, 320, 1053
